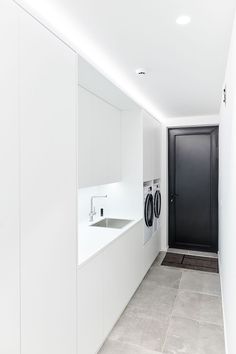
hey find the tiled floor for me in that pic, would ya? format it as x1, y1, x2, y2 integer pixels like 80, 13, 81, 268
99, 250, 225, 354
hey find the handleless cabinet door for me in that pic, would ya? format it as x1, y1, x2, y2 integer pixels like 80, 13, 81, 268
103, 222, 143, 338
143, 112, 154, 182
143, 111, 161, 181
77, 256, 103, 354
78, 86, 121, 187
153, 120, 161, 179
19, 10, 78, 354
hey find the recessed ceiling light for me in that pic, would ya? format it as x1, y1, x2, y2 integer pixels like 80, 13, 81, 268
136, 68, 147, 76
176, 15, 191, 25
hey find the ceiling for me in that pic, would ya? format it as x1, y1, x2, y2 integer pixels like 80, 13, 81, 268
78, 57, 138, 111
16, 0, 236, 119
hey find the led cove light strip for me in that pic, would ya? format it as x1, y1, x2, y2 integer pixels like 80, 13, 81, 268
14, 0, 165, 122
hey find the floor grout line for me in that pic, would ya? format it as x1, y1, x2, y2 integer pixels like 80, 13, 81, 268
177, 287, 221, 297
161, 269, 224, 353
100, 251, 225, 354
103, 338, 162, 353
161, 269, 184, 353
170, 312, 225, 328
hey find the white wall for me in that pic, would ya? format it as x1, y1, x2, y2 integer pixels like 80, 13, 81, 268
165, 114, 220, 127
161, 114, 220, 251
78, 182, 124, 223
0, 1, 20, 352
219, 11, 236, 354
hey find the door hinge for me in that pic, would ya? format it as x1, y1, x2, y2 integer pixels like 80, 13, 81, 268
223, 86, 227, 106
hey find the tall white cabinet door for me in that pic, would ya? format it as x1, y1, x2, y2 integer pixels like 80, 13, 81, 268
19, 10, 77, 354
143, 111, 154, 182
143, 111, 162, 181
0, 2, 20, 353
153, 120, 161, 179
78, 86, 121, 187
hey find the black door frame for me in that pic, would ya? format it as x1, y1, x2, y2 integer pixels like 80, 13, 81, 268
168, 126, 219, 252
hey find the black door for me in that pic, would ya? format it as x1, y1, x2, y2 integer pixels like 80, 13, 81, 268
168, 127, 218, 252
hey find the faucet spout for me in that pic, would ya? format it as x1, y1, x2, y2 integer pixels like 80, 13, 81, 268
89, 195, 107, 222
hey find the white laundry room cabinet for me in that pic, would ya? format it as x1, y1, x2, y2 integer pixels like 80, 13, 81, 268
19, 8, 78, 354
78, 85, 121, 188
143, 111, 162, 181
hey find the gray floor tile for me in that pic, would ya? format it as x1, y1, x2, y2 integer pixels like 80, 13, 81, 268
163, 316, 225, 354
126, 280, 177, 318
173, 290, 223, 325
198, 321, 225, 354
180, 270, 221, 296
99, 340, 162, 354
163, 316, 199, 354
100, 252, 225, 354
109, 313, 169, 352
145, 266, 182, 289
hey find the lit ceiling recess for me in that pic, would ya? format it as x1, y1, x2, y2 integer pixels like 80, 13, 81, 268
136, 68, 147, 77
176, 15, 191, 25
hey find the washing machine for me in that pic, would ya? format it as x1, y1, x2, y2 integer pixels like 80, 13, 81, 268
143, 183, 154, 244
153, 181, 161, 234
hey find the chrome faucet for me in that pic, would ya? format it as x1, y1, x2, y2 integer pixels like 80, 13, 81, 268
89, 195, 107, 222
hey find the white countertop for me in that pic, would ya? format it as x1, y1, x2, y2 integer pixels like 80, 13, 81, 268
78, 216, 142, 268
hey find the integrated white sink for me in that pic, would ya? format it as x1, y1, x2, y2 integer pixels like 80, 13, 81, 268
91, 218, 133, 229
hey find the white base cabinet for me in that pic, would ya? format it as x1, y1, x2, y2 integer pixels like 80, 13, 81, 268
77, 255, 104, 354
77, 220, 160, 354
103, 223, 143, 338
143, 228, 161, 275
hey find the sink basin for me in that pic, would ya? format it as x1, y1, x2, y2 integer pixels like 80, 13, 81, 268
91, 218, 132, 229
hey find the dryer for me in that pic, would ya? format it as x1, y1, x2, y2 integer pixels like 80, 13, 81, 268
143, 184, 154, 244
153, 181, 161, 234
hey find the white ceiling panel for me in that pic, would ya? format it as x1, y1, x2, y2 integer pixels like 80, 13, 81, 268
15, 0, 236, 118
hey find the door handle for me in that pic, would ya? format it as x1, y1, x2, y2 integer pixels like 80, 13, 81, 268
170, 193, 179, 203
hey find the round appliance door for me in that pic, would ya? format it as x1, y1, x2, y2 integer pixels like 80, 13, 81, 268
154, 190, 161, 218
144, 193, 154, 227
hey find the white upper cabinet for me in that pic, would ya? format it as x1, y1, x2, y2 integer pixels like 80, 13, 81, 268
153, 118, 162, 179
143, 111, 154, 182
19, 9, 77, 354
78, 86, 121, 187
143, 111, 161, 181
